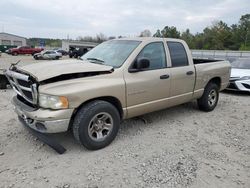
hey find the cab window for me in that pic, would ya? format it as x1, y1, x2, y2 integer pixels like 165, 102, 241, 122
137, 42, 167, 70
167, 42, 189, 67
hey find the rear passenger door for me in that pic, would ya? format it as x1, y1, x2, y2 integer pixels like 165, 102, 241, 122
167, 41, 195, 102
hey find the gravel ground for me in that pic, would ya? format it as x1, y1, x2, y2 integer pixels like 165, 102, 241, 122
0, 54, 250, 188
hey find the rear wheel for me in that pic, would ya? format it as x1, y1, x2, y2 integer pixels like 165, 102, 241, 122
55, 56, 60, 60
197, 82, 219, 112
73, 100, 120, 150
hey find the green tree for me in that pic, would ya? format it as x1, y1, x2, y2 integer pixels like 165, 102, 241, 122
153, 26, 180, 38
238, 14, 250, 50
181, 29, 195, 49
153, 13, 250, 50
201, 21, 233, 50
161, 26, 180, 38
153, 29, 162, 37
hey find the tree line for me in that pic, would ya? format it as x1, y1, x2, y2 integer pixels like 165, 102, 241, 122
153, 14, 250, 50
27, 14, 249, 51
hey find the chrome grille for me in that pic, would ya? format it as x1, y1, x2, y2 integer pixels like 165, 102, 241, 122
5, 69, 37, 104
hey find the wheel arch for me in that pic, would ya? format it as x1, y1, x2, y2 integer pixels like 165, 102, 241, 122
68, 96, 124, 130
207, 77, 221, 89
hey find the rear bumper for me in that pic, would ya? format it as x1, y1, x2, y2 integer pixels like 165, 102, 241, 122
12, 96, 74, 133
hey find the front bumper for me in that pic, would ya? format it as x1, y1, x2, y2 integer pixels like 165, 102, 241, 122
19, 116, 67, 154
12, 96, 74, 133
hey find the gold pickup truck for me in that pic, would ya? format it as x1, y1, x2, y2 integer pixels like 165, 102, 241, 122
5, 38, 231, 151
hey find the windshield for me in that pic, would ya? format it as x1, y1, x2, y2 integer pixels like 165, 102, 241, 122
81, 40, 141, 68
231, 59, 250, 69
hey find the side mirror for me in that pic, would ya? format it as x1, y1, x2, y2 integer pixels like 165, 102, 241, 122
129, 58, 150, 73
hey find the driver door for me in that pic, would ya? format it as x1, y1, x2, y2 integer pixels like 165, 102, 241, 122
124, 42, 171, 118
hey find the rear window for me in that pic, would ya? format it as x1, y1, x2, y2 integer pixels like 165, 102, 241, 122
167, 42, 189, 67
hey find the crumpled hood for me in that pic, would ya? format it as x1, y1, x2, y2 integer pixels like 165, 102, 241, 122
17, 59, 113, 82
231, 68, 250, 78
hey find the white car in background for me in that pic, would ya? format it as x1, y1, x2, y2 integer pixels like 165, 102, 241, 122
227, 58, 250, 92
33, 50, 62, 60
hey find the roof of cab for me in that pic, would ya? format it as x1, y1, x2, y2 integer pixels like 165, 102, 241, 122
113, 37, 185, 43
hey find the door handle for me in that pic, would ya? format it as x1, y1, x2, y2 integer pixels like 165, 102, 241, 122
160, 74, 170, 79
186, 71, 194, 75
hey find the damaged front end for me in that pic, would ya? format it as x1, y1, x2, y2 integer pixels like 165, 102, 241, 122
5, 65, 38, 107
5, 65, 68, 154
4, 63, 114, 154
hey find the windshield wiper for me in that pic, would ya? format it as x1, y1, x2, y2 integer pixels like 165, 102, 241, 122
87, 57, 105, 63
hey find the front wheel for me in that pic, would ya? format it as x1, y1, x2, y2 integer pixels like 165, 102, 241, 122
197, 82, 219, 112
73, 100, 120, 150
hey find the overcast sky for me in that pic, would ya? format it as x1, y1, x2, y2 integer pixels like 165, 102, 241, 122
0, 0, 249, 39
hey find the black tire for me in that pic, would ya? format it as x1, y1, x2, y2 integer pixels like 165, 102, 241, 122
55, 56, 59, 60
0, 75, 8, 89
197, 82, 219, 112
34, 55, 38, 60
73, 100, 120, 150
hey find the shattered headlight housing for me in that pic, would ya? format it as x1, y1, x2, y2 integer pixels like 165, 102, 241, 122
39, 94, 69, 109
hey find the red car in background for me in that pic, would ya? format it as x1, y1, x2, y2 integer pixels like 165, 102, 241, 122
10, 46, 44, 56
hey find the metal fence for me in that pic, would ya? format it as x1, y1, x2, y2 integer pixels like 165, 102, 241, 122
191, 50, 250, 60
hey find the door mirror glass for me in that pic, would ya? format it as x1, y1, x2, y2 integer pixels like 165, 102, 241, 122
129, 58, 150, 72
136, 58, 150, 69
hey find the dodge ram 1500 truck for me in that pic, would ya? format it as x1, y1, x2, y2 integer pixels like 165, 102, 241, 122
5, 38, 231, 151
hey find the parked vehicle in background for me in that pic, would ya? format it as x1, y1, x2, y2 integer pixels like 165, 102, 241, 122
69, 46, 90, 58
5, 37, 231, 151
53, 48, 68, 56
0, 45, 17, 53
10, 46, 44, 56
0, 51, 1, 57
227, 58, 250, 92
33, 50, 62, 60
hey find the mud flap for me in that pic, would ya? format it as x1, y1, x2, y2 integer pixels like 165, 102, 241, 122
18, 117, 66, 154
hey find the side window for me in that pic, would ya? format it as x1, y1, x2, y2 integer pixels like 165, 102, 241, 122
167, 42, 188, 67
137, 42, 167, 70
